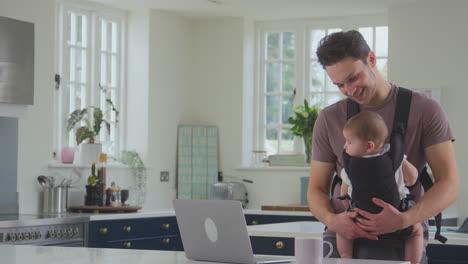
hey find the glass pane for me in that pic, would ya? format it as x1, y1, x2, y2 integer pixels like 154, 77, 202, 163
267, 32, 280, 59
359, 27, 373, 49
377, 59, 388, 80
79, 49, 86, 83
282, 32, 295, 59
325, 74, 335, 92
281, 128, 294, 153
282, 63, 295, 93
325, 93, 343, 107
80, 85, 86, 109
112, 22, 118, 53
310, 29, 325, 59
69, 48, 76, 81
101, 20, 107, 51
111, 55, 117, 87
76, 15, 82, 45
328, 28, 342, 34
76, 49, 82, 83
309, 93, 325, 109
310, 62, 325, 92
265, 128, 279, 154
375, 26, 388, 57
68, 84, 77, 113
266, 62, 280, 92
81, 15, 87, 47
68, 12, 75, 45
281, 95, 294, 124
101, 53, 107, 84
266, 96, 279, 124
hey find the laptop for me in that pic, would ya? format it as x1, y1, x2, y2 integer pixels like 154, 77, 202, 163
173, 199, 295, 264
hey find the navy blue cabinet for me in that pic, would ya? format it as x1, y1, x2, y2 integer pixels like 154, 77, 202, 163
427, 244, 468, 264
250, 236, 295, 256
88, 216, 183, 251
246, 214, 317, 256
245, 214, 317, 226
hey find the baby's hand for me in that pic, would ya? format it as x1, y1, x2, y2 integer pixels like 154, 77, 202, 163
341, 199, 349, 209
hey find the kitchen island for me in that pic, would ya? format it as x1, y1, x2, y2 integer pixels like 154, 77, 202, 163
0, 244, 410, 263
247, 221, 468, 263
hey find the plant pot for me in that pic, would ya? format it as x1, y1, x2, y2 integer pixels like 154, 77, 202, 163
77, 143, 102, 166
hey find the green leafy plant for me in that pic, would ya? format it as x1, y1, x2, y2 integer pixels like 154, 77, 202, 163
66, 84, 119, 145
117, 150, 146, 206
288, 99, 319, 163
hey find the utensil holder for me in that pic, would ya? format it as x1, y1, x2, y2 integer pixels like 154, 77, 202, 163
42, 186, 69, 214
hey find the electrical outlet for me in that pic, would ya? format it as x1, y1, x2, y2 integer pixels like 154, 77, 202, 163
160, 171, 169, 182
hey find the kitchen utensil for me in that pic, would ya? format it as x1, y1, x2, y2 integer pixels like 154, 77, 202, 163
37, 175, 51, 188
42, 186, 69, 214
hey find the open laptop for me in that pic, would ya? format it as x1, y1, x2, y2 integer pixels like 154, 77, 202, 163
173, 199, 295, 264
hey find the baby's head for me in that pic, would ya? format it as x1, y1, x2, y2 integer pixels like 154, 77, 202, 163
343, 111, 388, 157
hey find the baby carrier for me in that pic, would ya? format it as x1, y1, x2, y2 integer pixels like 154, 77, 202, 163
331, 87, 447, 243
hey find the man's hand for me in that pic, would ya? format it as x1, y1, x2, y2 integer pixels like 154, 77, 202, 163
353, 198, 406, 235
328, 211, 379, 240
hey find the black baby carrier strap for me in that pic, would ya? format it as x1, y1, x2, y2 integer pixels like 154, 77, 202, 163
343, 87, 446, 243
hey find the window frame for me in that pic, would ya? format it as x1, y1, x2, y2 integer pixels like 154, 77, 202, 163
54, 0, 127, 158
254, 15, 388, 158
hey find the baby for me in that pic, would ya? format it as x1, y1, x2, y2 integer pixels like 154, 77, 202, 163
337, 111, 423, 264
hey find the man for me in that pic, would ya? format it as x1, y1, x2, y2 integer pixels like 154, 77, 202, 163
307, 30, 459, 262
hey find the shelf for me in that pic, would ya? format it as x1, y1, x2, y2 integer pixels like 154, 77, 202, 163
236, 166, 310, 172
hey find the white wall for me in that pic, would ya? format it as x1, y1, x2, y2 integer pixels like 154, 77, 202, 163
388, 3, 468, 220
145, 10, 194, 209
0, 0, 56, 214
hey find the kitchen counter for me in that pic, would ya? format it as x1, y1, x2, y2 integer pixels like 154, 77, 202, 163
69, 209, 313, 221
247, 221, 468, 246
0, 244, 410, 263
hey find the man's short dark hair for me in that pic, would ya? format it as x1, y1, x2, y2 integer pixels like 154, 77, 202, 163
316, 30, 371, 68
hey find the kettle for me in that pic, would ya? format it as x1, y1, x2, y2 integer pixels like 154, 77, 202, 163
210, 180, 250, 208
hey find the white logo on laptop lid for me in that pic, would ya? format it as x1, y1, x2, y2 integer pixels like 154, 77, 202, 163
204, 217, 218, 243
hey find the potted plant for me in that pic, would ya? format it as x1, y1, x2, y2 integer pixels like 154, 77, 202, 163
66, 83, 119, 165
288, 99, 319, 164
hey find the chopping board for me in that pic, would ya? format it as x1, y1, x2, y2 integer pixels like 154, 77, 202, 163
261, 204, 309, 212
68, 205, 141, 214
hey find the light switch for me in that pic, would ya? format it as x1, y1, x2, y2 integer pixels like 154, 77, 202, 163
160, 171, 169, 182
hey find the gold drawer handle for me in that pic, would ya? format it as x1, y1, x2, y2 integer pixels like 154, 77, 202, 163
123, 226, 132, 233
162, 223, 170, 230
123, 242, 132, 248
275, 241, 285, 249
162, 238, 171, 244
99, 227, 108, 235
251, 220, 258, 225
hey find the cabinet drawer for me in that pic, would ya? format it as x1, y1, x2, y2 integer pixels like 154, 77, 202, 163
101, 235, 183, 250
88, 217, 179, 242
250, 236, 294, 256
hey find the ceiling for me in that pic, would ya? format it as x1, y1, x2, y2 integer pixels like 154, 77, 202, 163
90, 0, 465, 20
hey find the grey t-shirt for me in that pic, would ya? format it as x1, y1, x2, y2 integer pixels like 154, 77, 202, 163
313, 85, 454, 173
312, 85, 454, 240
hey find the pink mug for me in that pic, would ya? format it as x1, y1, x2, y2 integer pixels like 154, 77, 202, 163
61, 147, 75, 164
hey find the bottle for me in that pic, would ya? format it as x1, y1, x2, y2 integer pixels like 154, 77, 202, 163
98, 153, 108, 206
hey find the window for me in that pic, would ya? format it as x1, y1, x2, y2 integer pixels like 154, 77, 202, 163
55, 1, 126, 157
257, 18, 388, 156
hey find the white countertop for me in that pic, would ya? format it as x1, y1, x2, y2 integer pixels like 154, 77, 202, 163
247, 221, 468, 246
72, 209, 314, 221
0, 245, 409, 264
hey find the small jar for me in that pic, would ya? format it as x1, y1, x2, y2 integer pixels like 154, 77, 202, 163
109, 187, 122, 207
251, 150, 268, 168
